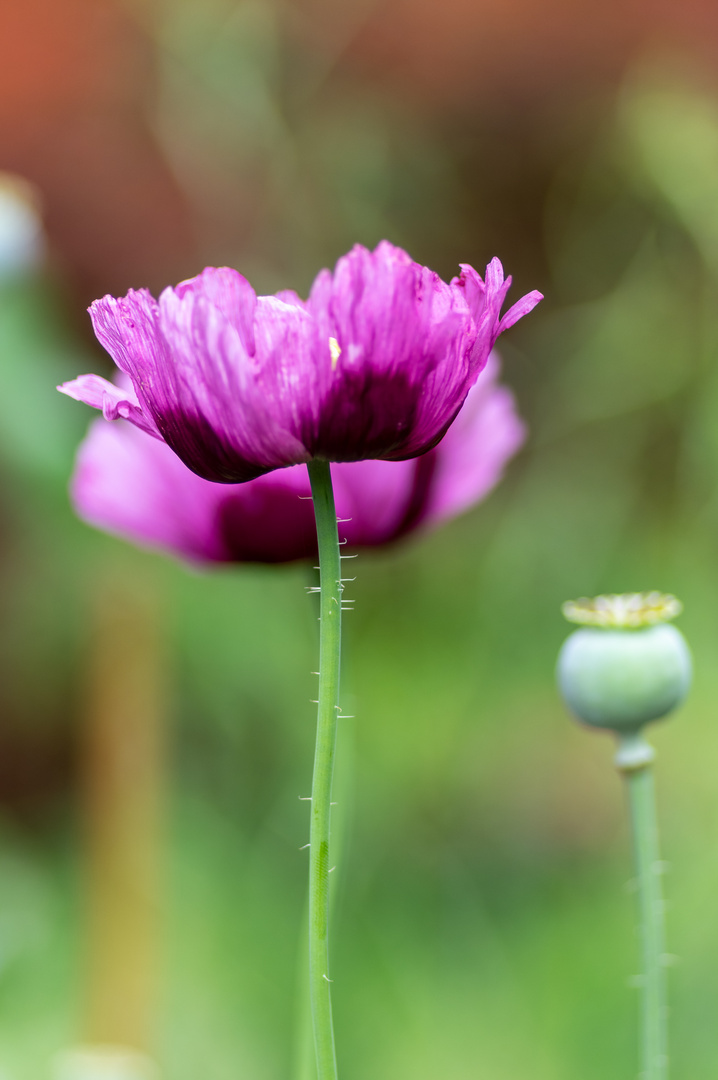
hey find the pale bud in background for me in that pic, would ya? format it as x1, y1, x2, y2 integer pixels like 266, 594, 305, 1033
51, 1046, 159, 1080
0, 174, 44, 279
557, 593, 692, 734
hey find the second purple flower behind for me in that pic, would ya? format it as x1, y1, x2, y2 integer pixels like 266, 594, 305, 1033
69, 353, 525, 564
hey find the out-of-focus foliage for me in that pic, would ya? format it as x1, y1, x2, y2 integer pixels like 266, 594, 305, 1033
1, 4, 718, 1078
146, 0, 469, 291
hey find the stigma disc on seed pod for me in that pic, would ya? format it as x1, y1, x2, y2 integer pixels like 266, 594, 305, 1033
556, 593, 692, 733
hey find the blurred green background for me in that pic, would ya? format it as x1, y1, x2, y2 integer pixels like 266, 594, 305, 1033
2, 1, 718, 1077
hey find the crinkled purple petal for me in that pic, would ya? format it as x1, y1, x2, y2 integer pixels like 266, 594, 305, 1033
154, 283, 312, 479
304, 242, 474, 461
498, 290, 544, 332
58, 373, 160, 437
88, 270, 313, 482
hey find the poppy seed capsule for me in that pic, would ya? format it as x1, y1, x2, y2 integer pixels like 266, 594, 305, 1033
557, 594, 692, 733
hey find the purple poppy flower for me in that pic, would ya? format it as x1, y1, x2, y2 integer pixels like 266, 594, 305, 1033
59, 242, 540, 483
70, 354, 525, 564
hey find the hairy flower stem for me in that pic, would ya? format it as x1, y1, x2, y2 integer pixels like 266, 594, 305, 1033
616, 734, 667, 1080
307, 459, 341, 1080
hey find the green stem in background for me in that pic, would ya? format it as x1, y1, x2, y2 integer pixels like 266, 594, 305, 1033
616, 733, 668, 1080
307, 458, 342, 1080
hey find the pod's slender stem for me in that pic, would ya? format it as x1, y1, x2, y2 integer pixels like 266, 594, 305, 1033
306, 459, 341, 1080
616, 733, 668, 1080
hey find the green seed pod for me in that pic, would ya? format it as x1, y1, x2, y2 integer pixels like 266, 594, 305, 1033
556, 593, 692, 733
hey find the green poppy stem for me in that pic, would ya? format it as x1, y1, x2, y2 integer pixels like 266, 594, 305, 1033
616, 733, 668, 1080
307, 459, 342, 1080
